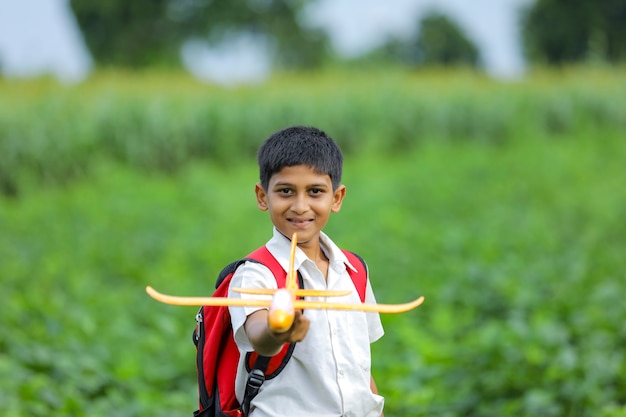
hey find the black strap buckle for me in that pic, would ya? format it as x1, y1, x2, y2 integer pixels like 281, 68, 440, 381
242, 369, 266, 416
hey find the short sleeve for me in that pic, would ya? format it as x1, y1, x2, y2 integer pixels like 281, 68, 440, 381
228, 260, 278, 350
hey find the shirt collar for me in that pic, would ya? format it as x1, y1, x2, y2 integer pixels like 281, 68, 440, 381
318, 230, 358, 274
268, 227, 358, 274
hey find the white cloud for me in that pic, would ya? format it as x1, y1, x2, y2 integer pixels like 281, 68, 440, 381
181, 34, 273, 86
0, 0, 91, 83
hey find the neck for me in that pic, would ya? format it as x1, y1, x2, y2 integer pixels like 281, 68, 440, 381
299, 244, 322, 262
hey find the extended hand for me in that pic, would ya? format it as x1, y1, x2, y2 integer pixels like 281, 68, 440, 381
271, 309, 310, 344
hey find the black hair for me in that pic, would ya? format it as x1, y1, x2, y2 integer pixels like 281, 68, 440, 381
257, 126, 343, 191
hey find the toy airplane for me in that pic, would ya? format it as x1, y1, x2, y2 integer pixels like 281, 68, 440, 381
146, 233, 424, 333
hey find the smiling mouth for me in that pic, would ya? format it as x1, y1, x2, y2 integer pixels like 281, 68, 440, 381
289, 219, 312, 227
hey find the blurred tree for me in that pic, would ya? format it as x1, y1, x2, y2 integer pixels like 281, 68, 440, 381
522, 0, 626, 64
373, 13, 480, 68
69, 0, 329, 69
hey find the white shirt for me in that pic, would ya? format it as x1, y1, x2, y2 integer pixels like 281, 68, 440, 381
229, 228, 385, 417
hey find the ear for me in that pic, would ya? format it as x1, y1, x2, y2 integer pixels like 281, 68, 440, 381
255, 183, 269, 211
331, 185, 346, 213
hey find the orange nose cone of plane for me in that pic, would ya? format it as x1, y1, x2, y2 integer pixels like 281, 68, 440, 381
268, 308, 294, 333
269, 289, 295, 333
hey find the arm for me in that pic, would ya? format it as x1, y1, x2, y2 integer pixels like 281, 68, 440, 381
370, 376, 384, 417
244, 308, 310, 356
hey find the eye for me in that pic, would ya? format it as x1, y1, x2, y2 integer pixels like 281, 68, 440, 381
277, 188, 293, 195
309, 188, 324, 195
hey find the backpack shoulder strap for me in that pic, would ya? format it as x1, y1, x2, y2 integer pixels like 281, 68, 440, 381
241, 245, 302, 377
245, 245, 289, 287
237, 246, 300, 415
341, 249, 368, 303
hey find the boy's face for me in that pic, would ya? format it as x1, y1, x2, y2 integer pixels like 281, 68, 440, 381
255, 164, 346, 253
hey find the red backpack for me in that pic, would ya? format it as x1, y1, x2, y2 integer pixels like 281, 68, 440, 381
192, 245, 368, 417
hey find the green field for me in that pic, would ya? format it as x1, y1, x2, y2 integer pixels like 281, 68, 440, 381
1, 68, 625, 416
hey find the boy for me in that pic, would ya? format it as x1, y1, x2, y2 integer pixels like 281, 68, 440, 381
228, 126, 385, 417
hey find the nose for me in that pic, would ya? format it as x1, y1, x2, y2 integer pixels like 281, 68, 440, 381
291, 193, 309, 214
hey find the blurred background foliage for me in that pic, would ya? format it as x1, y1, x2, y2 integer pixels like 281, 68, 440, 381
67, 0, 626, 70
1, 67, 625, 199
522, 0, 626, 64
2, 0, 626, 416
70, 0, 328, 69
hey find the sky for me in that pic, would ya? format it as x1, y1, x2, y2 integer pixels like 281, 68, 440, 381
0, 0, 92, 83
0, 0, 532, 85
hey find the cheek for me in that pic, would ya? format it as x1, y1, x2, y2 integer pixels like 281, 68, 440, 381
316, 199, 336, 214
267, 201, 286, 215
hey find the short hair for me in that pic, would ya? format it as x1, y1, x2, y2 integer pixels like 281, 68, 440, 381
257, 126, 343, 191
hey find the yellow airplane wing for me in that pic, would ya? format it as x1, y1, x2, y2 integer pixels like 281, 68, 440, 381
146, 232, 425, 314
146, 285, 424, 313
292, 296, 424, 313
145, 285, 273, 308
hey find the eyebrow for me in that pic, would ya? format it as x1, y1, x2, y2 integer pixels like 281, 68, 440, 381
273, 182, 329, 188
